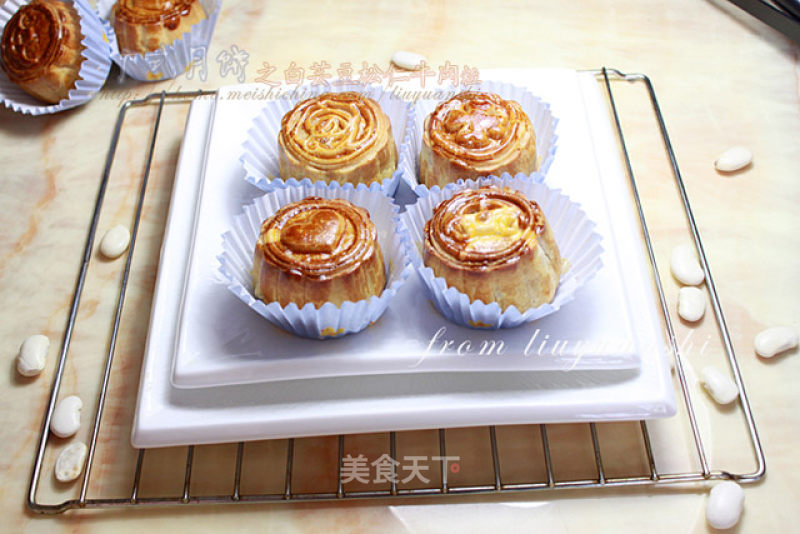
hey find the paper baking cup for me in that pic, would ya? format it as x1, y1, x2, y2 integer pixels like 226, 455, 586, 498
405, 80, 559, 193
0, 0, 112, 115
97, 0, 220, 82
401, 174, 602, 329
241, 83, 413, 197
218, 179, 413, 339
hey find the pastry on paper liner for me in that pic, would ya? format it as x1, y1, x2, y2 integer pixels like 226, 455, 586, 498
420, 91, 537, 187
252, 196, 386, 308
241, 83, 414, 197
278, 92, 398, 187
423, 185, 562, 311
0, 0, 112, 114
407, 80, 558, 192
401, 174, 602, 329
97, 0, 220, 82
110, 0, 206, 56
218, 179, 413, 339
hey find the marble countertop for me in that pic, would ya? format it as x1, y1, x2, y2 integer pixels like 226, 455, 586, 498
1, 0, 799, 531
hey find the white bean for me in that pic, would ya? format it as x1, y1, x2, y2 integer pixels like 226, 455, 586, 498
391, 50, 427, 71
100, 225, 131, 259
55, 442, 88, 482
678, 286, 705, 322
706, 481, 744, 529
670, 244, 704, 286
50, 395, 82, 438
16, 334, 50, 377
700, 366, 739, 405
754, 326, 798, 358
715, 146, 753, 173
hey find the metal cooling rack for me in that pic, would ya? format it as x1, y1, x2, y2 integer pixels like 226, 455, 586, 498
26, 68, 766, 514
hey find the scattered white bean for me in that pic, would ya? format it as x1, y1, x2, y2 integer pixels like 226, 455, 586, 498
700, 366, 739, 405
754, 326, 798, 358
50, 395, 82, 438
670, 244, 704, 286
678, 286, 706, 322
99, 225, 131, 259
706, 481, 745, 529
16, 334, 50, 377
715, 146, 753, 173
55, 442, 88, 482
391, 50, 427, 71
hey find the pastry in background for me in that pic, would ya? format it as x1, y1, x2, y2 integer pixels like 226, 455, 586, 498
0, 0, 85, 104
420, 91, 537, 188
252, 197, 386, 308
111, 0, 206, 55
278, 92, 398, 186
423, 185, 561, 310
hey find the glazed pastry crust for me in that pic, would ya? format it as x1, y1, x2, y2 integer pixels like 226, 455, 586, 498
278, 92, 398, 186
0, 0, 84, 104
420, 91, 537, 188
423, 186, 561, 311
252, 197, 386, 308
111, 0, 206, 55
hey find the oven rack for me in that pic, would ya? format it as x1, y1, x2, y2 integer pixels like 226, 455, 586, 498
26, 68, 765, 514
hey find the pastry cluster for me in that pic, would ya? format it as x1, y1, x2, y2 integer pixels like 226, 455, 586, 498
1, 0, 85, 104
252, 197, 386, 309
420, 91, 537, 188
424, 185, 561, 311
111, 0, 206, 55
278, 91, 398, 186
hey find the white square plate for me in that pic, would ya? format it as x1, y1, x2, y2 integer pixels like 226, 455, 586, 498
170, 71, 649, 389
132, 70, 676, 447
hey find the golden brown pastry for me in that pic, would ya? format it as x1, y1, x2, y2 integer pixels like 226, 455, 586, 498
278, 92, 398, 186
423, 186, 561, 311
420, 91, 537, 188
0, 0, 85, 104
111, 0, 206, 55
252, 197, 386, 308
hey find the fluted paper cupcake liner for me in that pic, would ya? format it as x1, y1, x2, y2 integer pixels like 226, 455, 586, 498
0, 0, 112, 115
241, 83, 413, 197
401, 174, 602, 329
218, 179, 413, 339
406, 80, 559, 192
97, 0, 220, 82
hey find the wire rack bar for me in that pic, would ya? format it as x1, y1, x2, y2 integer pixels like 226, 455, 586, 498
599, 68, 711, 478
25, 73, 765, 514
640, 421, 659, 481
79, 91, 167, 505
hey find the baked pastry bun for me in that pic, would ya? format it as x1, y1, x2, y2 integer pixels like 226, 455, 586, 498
111, 0, 206, 55
1, 0, 85, 104
252, 197, 386, 308
423, 185, 561, 311
278, 92, 398, 186
420, 91, 537, 188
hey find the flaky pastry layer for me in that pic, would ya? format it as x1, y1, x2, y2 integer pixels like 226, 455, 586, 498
1, 0, 84, 104
278, 92, 398, 186
424, 186, 561, 310
421, 91, 537, 188
252, 197, 386, 308
111, 0, 206, 55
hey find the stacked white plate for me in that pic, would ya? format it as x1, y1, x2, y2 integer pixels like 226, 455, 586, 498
133, 69, 676, 448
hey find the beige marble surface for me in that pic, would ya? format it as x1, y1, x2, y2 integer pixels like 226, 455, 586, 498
1, 0, 799, 531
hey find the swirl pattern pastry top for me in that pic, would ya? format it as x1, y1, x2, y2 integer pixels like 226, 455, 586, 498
278, 92, 398, 186
424, 186, 561, 311
1, 0, 85, 104
420, 91, 537, 188
111, 0, 206, 55
252, 197, 386, 308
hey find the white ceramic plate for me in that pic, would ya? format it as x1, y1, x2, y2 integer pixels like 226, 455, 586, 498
132, 70, 676, 448
170, 74, 649, 389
